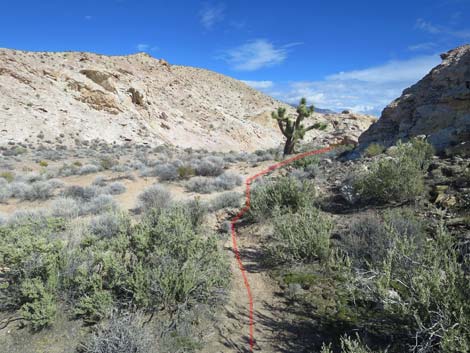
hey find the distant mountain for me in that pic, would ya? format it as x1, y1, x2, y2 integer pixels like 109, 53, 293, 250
286, 102, 336, 114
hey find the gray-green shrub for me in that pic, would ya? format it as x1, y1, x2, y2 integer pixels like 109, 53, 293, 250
353, 139, 434, 204
248, 176, 316, 220
267, 205, 332, 264
137, 184, 172, 212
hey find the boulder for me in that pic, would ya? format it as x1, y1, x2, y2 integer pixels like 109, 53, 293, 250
358, 45, 470, 155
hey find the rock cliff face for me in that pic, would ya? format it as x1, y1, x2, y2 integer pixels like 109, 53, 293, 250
0, 48, 374, 152
358, 45, 470, 154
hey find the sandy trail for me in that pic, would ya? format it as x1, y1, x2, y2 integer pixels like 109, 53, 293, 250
201, 227, 289, 353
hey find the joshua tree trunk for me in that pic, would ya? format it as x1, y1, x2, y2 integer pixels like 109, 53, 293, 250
283, 137, 296, 156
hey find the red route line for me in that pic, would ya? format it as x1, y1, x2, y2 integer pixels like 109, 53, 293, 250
230, 146, 333, 352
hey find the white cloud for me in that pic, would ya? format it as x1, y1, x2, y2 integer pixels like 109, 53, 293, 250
241, 80, 274, 89
257, 54, 441, 116
221, 39, 299, 71
415, 18, 470, 39
408, 42, 437, 51
328, 55, 440, 83
415, 18, 442, 34
136, 43, 158, 52
199, 3, 225, 30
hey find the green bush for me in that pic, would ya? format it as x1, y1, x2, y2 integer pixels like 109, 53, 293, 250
73, 289, 113, 325
363, 143, 385, 157
266, 205, 332, 264
65, 204, 229, 322
0, 171, 15, 183
19, 278, 57, 330
353, 139, 434, 204
248, 176, 316, 221
99, 156, 119, 170
0, 217, 64, 328
178, 165, 195, 179
292, 155, 320, 170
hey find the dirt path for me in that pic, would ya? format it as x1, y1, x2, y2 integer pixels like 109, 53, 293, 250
202, 227, 290, 353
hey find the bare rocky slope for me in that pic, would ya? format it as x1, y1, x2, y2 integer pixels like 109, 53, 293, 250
0, 48, 374, 151
358, 44, 470, 155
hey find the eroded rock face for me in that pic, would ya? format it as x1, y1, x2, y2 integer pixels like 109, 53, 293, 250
0, 48, 374, 151
358, 45, 470, 154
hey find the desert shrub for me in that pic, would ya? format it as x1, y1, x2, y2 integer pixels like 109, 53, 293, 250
321, 335, 376, 353
79, 164, 101, 175
0, 171, 14, 182
99, 156, 118, 170
185, 177, 217, 193
38, 160, 49, 167
7, 209, 50, 226
92, 176, 106, 187
50, 197, 81, 219
22, 171, 44, 183
215, 172, 243, 189
292, 155, 320, 170
8, 181, 28, 198
334, 208, 470, 352
79, 313, 152, 353
134, 206, 230, 309
210, 192, 242, 211
370, 223, 470, 351
0, 217, 64, 328
364, 143, 385, 157
155, 163, 179, 181
266, 205, 332, 264
27, 181, 57, 200
11, 180, 58, 201
194, 156, 225, 176
89, 212, 129, 238
185, 172, 242, 194
178, 165, 195, 179
65, 205, 229, 324
82, 195, 118, 215
0, 184, 12, 203
63, 185, 99, 201
19, 278, 57, 330
103, 182, 126, 195
73, 290, 114, 324
344, 209, 425, 269
58, 163, 80, 176
248, 176, 316, 220
181, 197, 207, 228
137, 184, 172, 212
353, 139, 434, 204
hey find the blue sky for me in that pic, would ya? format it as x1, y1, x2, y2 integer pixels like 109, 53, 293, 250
1, 0, 469, 115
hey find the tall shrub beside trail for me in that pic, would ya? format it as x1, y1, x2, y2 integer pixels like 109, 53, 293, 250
353, 138, 434, 204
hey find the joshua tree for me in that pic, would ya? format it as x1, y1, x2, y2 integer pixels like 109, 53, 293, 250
272, 98, 317, 156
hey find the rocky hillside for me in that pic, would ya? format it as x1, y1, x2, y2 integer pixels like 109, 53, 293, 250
0, 48, 374, 152
358, 45, 470, 155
